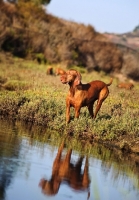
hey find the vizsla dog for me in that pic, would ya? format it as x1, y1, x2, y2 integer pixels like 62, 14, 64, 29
60, 69, 113, 123
55, 67, 66, 76
46, 66, 53, 75
117, 82, 134, 90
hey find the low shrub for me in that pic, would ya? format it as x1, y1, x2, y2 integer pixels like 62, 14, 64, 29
3, 80, 30, 91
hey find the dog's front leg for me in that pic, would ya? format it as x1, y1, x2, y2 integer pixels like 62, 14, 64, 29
66, 100, 71, 124
75, 106, 81, 119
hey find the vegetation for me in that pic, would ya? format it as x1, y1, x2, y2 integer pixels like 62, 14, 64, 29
0, 1, 139, 80
0, 52, 139, 154
3, 0, 51, 6
133, 25, 139, 32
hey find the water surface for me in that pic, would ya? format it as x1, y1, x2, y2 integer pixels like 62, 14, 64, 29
0, 119, 139, 200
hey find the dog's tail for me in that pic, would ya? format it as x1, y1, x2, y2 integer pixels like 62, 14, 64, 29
107, 78, 113, 86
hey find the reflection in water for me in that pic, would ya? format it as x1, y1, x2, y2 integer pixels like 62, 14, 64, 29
39, 141, 90, 199
0, 121, 21, 200
0, 119, 139, 200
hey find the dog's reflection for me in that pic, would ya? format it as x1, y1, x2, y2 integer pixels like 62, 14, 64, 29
39, 142, 90, 197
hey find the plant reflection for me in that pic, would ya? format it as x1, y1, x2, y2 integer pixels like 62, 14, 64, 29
0, 120, 21, 200
39, 141, 90, 198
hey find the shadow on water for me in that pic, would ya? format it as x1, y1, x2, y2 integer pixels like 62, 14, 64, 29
0, 118, 139, 200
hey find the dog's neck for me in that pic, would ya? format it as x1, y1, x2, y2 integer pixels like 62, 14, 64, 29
69, 82, 82, 96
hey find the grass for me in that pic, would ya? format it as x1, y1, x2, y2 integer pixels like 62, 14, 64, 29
0, 52, 139, 153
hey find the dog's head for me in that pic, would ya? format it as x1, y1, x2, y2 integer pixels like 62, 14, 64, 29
39, 178, 60, 196
60, 69, 81, 86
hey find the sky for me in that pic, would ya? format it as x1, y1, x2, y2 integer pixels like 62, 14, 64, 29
47, 0, 139, 34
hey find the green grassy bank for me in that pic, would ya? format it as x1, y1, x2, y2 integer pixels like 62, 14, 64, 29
0, 52, 139, 153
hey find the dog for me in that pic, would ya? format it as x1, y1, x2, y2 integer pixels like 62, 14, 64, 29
46, 66, 53, 75
55, 67, 66, 76
60, 69, 113, 123
117, 82, 134, 90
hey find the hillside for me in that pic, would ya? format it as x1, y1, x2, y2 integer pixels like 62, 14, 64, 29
0, 1, 139, 81
104, 26, 139, 51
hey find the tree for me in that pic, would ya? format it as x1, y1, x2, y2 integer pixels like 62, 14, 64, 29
6, 0, 51, 5
133, 25, 139, 32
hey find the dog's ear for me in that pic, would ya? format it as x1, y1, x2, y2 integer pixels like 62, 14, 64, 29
74, 71, 81, 86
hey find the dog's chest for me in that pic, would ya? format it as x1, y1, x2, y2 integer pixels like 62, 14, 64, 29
67, 91, 90, 107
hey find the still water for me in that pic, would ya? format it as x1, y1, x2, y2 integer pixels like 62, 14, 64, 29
0, 119, 139, 200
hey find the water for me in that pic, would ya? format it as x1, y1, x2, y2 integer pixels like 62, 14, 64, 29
0, 119, 139, 200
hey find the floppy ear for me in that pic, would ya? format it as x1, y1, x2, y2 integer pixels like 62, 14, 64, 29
74, 71, 81, 86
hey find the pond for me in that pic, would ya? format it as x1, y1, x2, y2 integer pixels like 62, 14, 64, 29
0, 119, 139, 200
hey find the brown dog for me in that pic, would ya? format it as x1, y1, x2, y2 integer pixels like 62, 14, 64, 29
60, 69, 113, 123
46, 66, 53, 75
55, 67, 66, 76
117, 82, 134, 90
